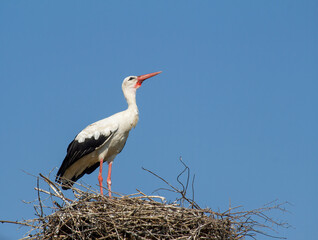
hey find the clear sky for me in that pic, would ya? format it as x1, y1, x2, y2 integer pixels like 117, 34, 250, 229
0, 1, 317, 239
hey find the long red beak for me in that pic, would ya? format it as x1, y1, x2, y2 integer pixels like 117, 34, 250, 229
136, 71, 162, 88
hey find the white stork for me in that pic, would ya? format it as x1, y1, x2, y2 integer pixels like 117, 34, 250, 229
56, 71, 162, 196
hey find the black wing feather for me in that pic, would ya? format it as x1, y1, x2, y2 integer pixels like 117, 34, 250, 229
56, 133, 109, 185
69, 161, 100, 185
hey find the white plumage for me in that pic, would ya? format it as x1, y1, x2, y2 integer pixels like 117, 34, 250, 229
56, 71, 161, 196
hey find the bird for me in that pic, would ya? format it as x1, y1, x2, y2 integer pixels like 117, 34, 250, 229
55, 71, 162, 197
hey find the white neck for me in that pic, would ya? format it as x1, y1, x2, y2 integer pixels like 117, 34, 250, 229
123, 87, 137, 109
122, 87, 139, 128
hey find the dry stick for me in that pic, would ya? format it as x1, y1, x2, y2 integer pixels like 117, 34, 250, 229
142, 167, 200, 209
136, 189, 156, 202
39, 173, 72, 204
191, 174, 196, 208
133, 190, 166, 202
176, 158, 190, 207
34, 187, 64, 202
176, 157, 189, 194
36, 177, 47, 236
0, 220, 35, 228
37, 177, 43, 218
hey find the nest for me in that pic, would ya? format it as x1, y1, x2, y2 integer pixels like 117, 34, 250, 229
34, 192, 233, 239
1, 163, 290, 239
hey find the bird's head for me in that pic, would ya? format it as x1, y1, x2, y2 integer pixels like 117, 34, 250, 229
122, 71, 162, 90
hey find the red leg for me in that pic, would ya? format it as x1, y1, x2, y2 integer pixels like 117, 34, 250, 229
107, 162, 113, 197
98, 158, 104, 195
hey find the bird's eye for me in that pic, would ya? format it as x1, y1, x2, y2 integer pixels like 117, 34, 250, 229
128, 77, 135, 81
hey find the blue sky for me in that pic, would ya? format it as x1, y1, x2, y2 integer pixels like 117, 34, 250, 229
0, 1, 317, 239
